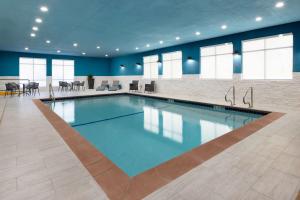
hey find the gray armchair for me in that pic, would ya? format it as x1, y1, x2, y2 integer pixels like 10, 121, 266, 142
129, 80, 139, 92
145, 81, 155, 93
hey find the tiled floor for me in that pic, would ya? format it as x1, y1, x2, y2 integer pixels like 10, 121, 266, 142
1, 90, 300, 200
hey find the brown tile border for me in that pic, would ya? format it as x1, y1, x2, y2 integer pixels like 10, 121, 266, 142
33, 99, 284, 200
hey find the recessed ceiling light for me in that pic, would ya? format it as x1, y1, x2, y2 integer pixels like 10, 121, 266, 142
105, 54, 109, 57
57, 50, 61, 53
30, 33, 36, 37
25, 47, 29, 51
159, 40, 164, 44
32, 26, 38, 31
135, 47, 139, 50
275, 1, 285, 8
46, 40, 51, 44
35, 18, 42, 23
256, 16, 263, 22
40, 6, 48, 12
82, 52, 86, 55
97, 46, 100, 49
221, 25, 227, 30
175, 36, 180, 40
73, 43, 78, 47
195, 32, 201, 36
146, 44, 150, 47
116, 48, 119, 51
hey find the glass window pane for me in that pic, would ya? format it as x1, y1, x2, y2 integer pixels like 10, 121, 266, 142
34, 65, 46, 87
201, 56, 215, 79
242, 51, 265, 79
150, 63, 158, 79
52, 59, 63, 65
143, 63, 151, 79
243, 39, 265, 51
20, 64, 33, 81
265, 48, 293, 79
52, 65, 63, 80
34, 58, 46, 65
216, 43, 233, 55
201, 46, 215, 56
172, 60, 182, 78
64, 60, 74, 66
64, 65, 74, 81
171, 51, 182, 60
150, 55, 158, 63
143, 56, 150, 63
216, 54, 233, 79
20, 58, 33, 64
162, 53, 171, 61
163, 61, 171, 79
265, 34, 293, 49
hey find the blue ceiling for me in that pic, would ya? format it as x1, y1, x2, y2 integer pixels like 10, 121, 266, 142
0, 0, 300, 58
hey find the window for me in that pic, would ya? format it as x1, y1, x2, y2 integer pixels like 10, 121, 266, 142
143, 55, 158, 79
19, 57, 47, 87
200, 43, 233, 79
242, 34, 293, 79
162, 111, 183, 143
52, 60, 74, 86
144, 106, 159, 134
162, 51, 182, 79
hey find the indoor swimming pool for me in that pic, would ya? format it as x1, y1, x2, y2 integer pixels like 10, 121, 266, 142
45, 94, 263, 176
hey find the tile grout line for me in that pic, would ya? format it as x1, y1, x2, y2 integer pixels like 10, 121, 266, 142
0, 98, 8, 124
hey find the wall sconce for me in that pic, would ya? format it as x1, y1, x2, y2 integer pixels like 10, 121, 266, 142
120, 64, 125, 69
136, 63, 142, 67
187, 56, 193, 61
157, 59, 162, 64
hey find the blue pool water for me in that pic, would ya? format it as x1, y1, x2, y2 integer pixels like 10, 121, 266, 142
45, 94, 262, 176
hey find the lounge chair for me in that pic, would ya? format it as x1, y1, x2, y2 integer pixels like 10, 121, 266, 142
145, 81, 155, 93
96, 80, 109, 91
129, 80, 139, 92
108, 80, 121, 91
5, 82, 20, 96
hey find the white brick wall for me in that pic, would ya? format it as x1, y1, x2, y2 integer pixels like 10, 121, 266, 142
113, 73, 300, 110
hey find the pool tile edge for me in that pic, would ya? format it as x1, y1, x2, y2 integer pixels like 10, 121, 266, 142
33, 99, 284, 200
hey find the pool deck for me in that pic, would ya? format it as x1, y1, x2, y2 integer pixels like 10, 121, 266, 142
0, 90, 300, 200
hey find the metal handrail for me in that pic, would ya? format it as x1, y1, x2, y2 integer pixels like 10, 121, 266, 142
243, 87, 254, 108
49, 83, 55, 102
225, 86, 235, 106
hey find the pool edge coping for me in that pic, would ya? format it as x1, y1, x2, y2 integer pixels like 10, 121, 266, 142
33, 95, 285, 200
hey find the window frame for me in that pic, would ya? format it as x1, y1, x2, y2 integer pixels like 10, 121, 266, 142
162, 51, 182, 79
143, 55, 159, 79
242, 33, 293, 80
51, 59, 75, 86
200, 43, 234, 80
19, 57, 47, 87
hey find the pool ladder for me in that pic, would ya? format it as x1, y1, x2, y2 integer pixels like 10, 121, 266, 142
49, 83, 55, 103
225, 86, 236, 106
243, 87, 254, 108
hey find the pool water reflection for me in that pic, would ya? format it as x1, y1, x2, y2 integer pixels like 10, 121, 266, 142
46, 95, 262, 176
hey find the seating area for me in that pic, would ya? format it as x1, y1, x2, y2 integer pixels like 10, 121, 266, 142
2, 81, 40, 96
58, 81, 85, 92
129, 80, 155, 93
